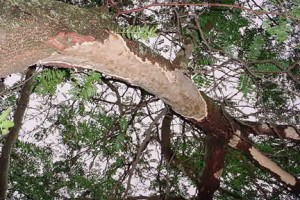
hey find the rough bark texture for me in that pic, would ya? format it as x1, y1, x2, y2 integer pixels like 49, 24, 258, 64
0, 0, 112, 77
0, 0, 299, 198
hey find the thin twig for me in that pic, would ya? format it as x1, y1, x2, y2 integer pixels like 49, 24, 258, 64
122, 108, 167, 199
115, 2, 300, 21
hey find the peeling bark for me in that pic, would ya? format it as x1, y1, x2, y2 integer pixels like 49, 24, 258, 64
228, 135, 300, 194
0, 0, 299, 198
40, 33, 207, 121
0, 0, 112, 77
193, 93, 300, 195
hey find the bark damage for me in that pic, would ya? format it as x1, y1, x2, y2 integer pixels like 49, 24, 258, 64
0, 0, 299, 198
194, 93, 300, 194
40, 32, 207, 121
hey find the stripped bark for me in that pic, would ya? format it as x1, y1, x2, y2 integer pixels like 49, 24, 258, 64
193, 93, 300, 194
0, 0, 299, 198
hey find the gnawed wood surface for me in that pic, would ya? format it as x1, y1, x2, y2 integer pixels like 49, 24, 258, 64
0, 0, 299, 197
40, 33, 207, 121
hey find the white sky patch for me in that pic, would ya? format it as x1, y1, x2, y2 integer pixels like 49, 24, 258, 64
1, 0, 298, 198
4, 73, 22, 87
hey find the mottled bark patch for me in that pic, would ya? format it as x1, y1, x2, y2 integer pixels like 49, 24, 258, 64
46, 32, 96, 51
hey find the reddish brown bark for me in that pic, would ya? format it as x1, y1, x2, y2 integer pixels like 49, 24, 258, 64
0, 0, 299, 198
197, 135, 226, 200
161, 111, 226, 199
192, 92, 300, 195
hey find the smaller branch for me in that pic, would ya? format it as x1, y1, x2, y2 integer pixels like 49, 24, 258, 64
228, 135, 300, 195
122, 108, 167, 199
243, 121, 300, 142
0, 67, 35, 200
102, 79, 124, 115
115, 3, 300, 21
192, 14, 212, 52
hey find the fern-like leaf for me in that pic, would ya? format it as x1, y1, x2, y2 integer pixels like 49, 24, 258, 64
119, 25, 157, 40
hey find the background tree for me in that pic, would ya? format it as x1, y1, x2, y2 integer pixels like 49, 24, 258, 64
0, 0, 299, 199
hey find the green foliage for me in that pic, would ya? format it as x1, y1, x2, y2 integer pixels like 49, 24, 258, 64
238, 73, 254, 97
256, 139, 300, 174
71, 71, 102, 100
0, 107, 14, 135
198, 56, 213, 66
119, 116, 129, 133
119, 25, 157, 40
32, 69, 70, 95
9, 141, 54, 199
199, 10, 249, 49
8, 103, 128, 199
58, 104, 128, 156
254, 63, 280, 73
221, 149, 272, 199
261, 83, 286, 109
192, 74, 211, 87
246, 35, 265, 60
264, 18, 291, 43
192, 57, 212, 87
291, 5, 300, 18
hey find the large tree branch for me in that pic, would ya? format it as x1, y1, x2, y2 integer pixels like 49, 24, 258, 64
0, 67, 35, 200
0, 0, 207, 122
1, 0, 299, 197
194, 93, 300, 195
